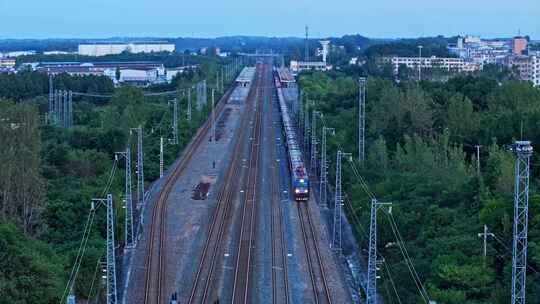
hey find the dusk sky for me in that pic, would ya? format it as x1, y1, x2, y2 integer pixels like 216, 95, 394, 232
1, 0, 538, 39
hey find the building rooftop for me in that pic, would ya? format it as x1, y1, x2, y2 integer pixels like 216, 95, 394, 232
278, 68, 295, 83
236, 67, 256, 83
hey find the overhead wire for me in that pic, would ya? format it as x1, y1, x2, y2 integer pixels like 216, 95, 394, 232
386, 211, 431, 303
59, 158, 118, 303
383, 261, 403, 304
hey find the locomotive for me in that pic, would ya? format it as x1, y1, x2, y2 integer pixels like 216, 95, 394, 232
275, 73, 309, 201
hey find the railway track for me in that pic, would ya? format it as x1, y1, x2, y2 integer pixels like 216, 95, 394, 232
297, 203, 333, 304
187, 64, 262, 304
231, 63, 266, 304
269, 74, 290, 304
142, 82, 234, 304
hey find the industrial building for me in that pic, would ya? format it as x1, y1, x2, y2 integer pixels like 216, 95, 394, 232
78, 42, 175, 56
35, 61, 167, 85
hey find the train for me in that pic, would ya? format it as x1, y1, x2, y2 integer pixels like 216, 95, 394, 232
274, 71, 310, 202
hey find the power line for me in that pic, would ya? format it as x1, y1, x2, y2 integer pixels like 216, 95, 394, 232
385, 211, 431, 303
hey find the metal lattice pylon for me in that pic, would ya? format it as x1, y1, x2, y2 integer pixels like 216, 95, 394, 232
105, 194, 117, 304
332, 150, 351, 252
358, 77, 367, 161
366, 198, 390, 304
511, 140, 533, 304
304, 102, 310, 152
116, 148, 135, 248
310, 110, 321, 174
48, 75, 54, 119
93, 195, 117, 304
131, 127, 144, 209
172, 99, 178, 145
187, 88, 192, 122
320, 127, 334, 206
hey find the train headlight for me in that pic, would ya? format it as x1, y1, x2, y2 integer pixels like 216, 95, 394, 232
295, 188, 300, 194
299, 179, 305, 183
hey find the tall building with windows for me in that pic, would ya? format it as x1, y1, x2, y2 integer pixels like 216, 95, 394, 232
512, 36, 528, 55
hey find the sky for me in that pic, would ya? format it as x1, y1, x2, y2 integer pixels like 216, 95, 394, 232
0, 0, 538, 39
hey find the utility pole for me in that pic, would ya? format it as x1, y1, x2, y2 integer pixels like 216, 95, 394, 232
303, 101, 310, 152
55, 89, 60, 124
366, 198, 392, 304
511, 140, 533, 304
48, 75, 54, 120
221, 67, 224, 93
187, 88, 192, 122
160, 137, 164, 178
311, 110, 321, 174
211, 89, 216, 142
68, 91, 73, 128
131, 127, 144, 209
333, 150, 352, 252
63, 90, 68, 128
172, 99, 178, 145
216, 71, 220, 95
305, 25, 309, 62
92, 194, 117, 304
115, 149, 135, 249
320, 126, 335, 206
418, 45, 423, 82
475, 145, 481, 175
358, 77, 367, 161
478, 224, 494, 259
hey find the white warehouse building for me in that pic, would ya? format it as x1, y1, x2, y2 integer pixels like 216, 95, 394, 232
78, 42, 175, 56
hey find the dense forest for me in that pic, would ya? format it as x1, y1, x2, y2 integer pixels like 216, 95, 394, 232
0, 58, 231, 302
298, 68, 540, 303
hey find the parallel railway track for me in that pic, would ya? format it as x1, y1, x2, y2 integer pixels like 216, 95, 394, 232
142, 83, 234, 304
188, 64, 263, 304
297, 203, 333, 304
269, 74, 290, 304
231, 63, 266, 304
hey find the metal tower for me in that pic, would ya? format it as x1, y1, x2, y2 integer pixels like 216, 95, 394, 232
366, 198, 391, 304
187, 87, 192, 122
211, 89, 216, 142
56, 90, 61, 123
333, 150, 351, 252
320, 127, 335, 206
63, 90, 68, 128
511, 140, 533, 304
116, 149, 135, 248
221, 67, 225, 93
48, 75, 54, 119
131, 127, 144, 209
172, 99, 178, 145
358, 77, 367, 161
310, 110, 321, 174
105, 194, 117, 304
305, 26, 309, 62
160, 137, 164, 178
304, 101, 310, 152
68, 91, 73, 128
92, 194, 117, 304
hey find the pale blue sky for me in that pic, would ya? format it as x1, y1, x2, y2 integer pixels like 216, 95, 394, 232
0, 0, 538, 39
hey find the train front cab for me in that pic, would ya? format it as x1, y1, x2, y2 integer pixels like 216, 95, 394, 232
293, 177, 309, 201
